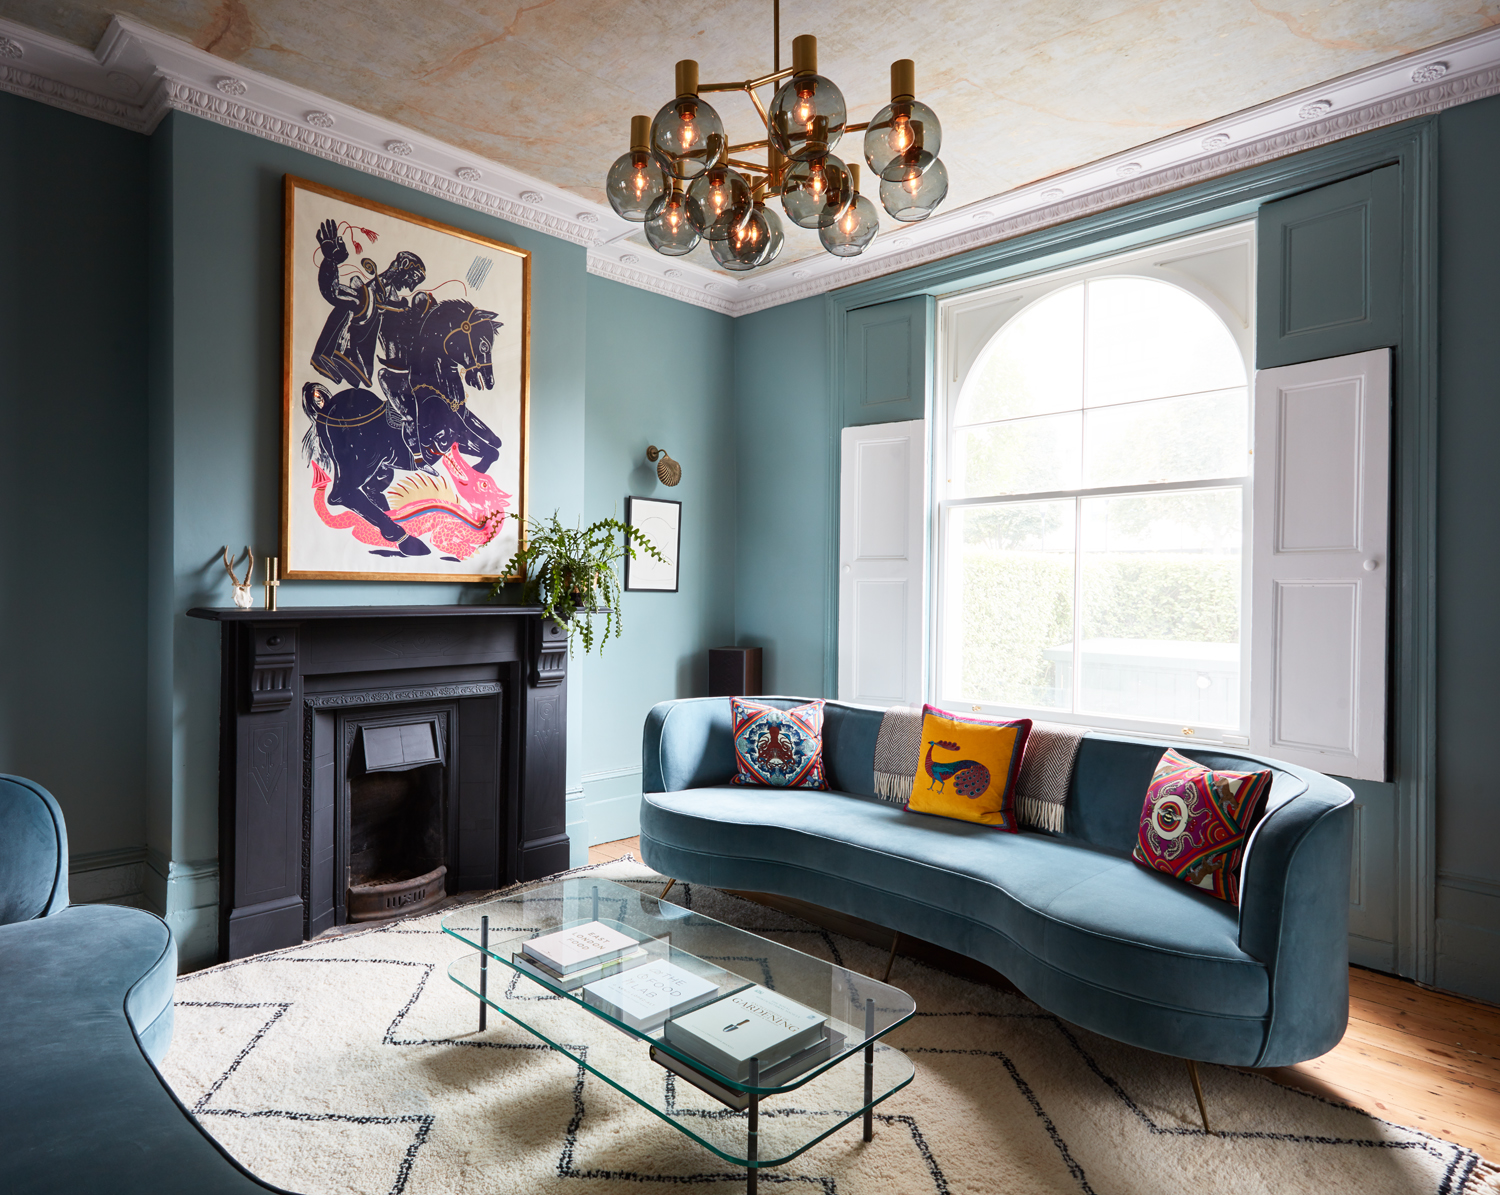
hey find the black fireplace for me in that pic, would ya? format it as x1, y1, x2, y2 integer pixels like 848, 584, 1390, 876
189, 606, 572, 960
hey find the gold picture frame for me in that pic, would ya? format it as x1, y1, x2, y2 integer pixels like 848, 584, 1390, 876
281, 174, 530, 581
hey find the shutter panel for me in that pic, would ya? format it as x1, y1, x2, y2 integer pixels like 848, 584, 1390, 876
839, 420, 926, 708
1250, 349, 1390, 780
843, 296, 932, 426
1256, 165, 1401, 369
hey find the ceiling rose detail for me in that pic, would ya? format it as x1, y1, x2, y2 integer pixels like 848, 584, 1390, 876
107, 71, 142, 97
576, 212, 600, 224
0, 35, 23, 58
603, 5, 949, 273
520, 190, 545, 204
1412, 62, 1450, 83
1040, 187, 1064, 199
1298, 99, 1334, 119
386, 140, 413, 156
305, 111, 335, 128
619, 254, 639, 265
663, 268, 683, 278
216, 77, 247, 95
1201, 133, 1231, 149
1116, 162, 1142, 177
455, 166, 482, 182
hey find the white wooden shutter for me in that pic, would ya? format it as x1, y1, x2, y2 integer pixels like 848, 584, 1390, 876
838, 420, 926, 707
1250, 349, 1390, 780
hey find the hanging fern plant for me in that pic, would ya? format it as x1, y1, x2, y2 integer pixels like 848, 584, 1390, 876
490, 512, 666, 654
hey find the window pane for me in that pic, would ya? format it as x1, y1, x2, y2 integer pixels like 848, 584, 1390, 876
955, 285, 1083, 425
945, 501, 1075, 709
955, 411, 1082, 498
1083, 388, 1249, 488
1084, 278, 1245, 406
1076, 489, 1242, 727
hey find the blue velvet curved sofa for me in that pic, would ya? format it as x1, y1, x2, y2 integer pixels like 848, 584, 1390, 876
639, 698, 1355, 1069
0, 774, 297, 1193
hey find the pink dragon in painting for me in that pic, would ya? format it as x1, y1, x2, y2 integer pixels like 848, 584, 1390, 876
309, 447, 509, 561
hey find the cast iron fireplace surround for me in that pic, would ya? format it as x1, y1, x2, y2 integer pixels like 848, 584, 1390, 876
189, 606, 570, 961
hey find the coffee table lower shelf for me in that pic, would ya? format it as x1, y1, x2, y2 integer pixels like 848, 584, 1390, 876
448, 953, 914, 1191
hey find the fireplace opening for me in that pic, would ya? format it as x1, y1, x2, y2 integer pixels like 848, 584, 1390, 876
346, 716, 448, 922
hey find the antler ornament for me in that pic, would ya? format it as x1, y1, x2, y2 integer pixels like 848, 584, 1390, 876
222, 546, 255, 609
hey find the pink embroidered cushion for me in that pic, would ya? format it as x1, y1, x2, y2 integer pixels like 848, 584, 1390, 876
1132, 748, 1273, 905
730, 699, 828, 790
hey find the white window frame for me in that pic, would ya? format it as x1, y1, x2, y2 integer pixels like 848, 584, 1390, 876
930, 222, 1257, 746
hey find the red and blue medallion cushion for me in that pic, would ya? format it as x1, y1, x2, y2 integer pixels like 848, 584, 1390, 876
730, 698, 829, 790
1132, 748, 1273, 905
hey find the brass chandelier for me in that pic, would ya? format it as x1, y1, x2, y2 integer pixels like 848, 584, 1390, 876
603, 9, 948, 272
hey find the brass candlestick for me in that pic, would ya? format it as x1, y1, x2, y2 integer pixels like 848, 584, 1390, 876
265, 556, 281, 612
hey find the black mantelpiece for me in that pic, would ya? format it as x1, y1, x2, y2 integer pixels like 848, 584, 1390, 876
188, 606, 571, 961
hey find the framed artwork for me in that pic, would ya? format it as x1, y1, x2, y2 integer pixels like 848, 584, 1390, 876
624, 497, 681, 592
281, 175, 530, 581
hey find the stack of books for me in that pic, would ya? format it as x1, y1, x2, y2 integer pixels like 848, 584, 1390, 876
511, 920, 648, 992
656, 985, 833, 1107
581, 958, 725, 1031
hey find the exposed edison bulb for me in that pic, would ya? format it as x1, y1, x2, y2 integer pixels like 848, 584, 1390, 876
605, 147, 667, 222
864, 98, 943, 183
879, 157, 948, 222
780, 153, 851, 229
687, 165, 752, 240
710, 206, 772, 271
650, 94, 725, 181
768, 73, 847, 162
643, 189, 704, 255
820, 167, 879, 257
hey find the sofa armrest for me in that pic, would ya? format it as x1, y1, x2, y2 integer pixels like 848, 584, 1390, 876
1236, 770, 1354, 1066
642, 698, 739, 793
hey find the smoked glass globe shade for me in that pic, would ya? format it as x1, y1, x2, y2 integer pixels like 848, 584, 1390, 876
880, 156, 949, 222
864, 99, 943, 182
768, 74, 847, 161
643, 190, 704, 255
650, 96, 725, 181
687, 165, 753, 240
605, 149, 666, 222
819, 192, 880, 256
754, 205, 785, 267
710, 207, 772, 271
780, 153, 851, 229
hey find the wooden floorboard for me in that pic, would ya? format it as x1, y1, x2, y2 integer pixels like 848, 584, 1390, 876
585, 839, 1500, 1164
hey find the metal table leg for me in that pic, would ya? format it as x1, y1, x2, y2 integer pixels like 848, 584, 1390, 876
747, 1057, 759, 1194
479, 915, 489, 1032
863, 996, 875, 1142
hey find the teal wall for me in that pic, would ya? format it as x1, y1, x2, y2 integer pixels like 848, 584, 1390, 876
0, 93, 151, 876
581, 274, 735, 849
732, 296, 830, 697
1433, 93, 1500, 997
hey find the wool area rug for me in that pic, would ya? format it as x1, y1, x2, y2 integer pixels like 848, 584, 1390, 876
161, 859, 1499, 1195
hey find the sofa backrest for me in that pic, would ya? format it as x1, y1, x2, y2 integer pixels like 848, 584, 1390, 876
0, 774, 70, 924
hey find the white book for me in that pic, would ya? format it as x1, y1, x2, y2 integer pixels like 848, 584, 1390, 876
511, 947, 648, 992
581, 959, 723, 1031
521, 920, 639, 974
663, 985, 826, 1082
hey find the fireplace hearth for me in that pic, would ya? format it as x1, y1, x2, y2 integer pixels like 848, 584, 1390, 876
190, 606, 572, 961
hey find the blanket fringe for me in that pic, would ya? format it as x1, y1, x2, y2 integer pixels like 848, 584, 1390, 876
873, 772, 913, 804
1017, 795, 1066, 834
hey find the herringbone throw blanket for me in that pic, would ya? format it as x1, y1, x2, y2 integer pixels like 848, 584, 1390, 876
1015, 721, 1087, 833
872, 708, 1085, 830
872, 705, 924, 802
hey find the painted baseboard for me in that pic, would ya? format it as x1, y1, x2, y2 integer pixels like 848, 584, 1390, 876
145, 848, 220, 972
565, 786, 588, 869
582, 767, 643, 847
1434, 871, 1500, 1004
69, 846, 148, 907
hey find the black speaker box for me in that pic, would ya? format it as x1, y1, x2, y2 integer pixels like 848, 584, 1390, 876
708, 646, 762, 698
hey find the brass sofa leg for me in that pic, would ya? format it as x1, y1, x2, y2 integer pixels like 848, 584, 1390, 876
659, 877, 676, 901
882, 932, 901, 983
1186, 1059, 1213, 1134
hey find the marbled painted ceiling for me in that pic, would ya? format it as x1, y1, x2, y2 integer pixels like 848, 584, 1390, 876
10, 1, 1499, 271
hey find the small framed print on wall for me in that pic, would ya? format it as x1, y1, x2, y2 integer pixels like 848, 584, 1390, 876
624, 497, 681, 593
281, 174, 530, 581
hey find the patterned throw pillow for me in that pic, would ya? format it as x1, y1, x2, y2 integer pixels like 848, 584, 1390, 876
1132, 748, 1273, 905
904, 705, 1031, 830
730, 699, 829, 790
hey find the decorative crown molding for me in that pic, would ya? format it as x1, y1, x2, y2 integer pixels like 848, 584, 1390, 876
3, 14, 1500, 317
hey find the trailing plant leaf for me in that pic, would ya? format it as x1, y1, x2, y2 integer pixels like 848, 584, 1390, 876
489, 512, 666, 655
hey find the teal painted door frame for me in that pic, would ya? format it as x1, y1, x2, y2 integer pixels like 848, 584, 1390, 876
820, 117, 1439, 983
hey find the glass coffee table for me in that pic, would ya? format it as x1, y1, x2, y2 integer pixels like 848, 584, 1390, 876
441, 876, 915, 1192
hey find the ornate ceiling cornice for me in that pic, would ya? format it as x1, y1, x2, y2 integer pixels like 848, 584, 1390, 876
4, 14, 1500, 317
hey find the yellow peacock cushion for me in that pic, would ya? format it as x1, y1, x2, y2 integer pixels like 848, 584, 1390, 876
904, 705, 1032, 829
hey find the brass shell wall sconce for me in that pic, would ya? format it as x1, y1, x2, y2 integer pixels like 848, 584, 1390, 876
647, 445, 682, 486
